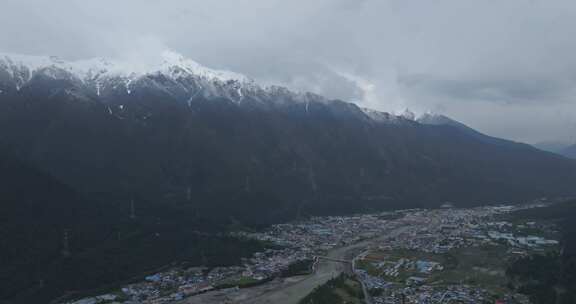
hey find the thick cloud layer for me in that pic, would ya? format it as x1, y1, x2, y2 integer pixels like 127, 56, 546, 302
2, 0, 576, 143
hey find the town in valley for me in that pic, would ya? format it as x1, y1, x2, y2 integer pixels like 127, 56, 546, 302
64, 199, 563, 304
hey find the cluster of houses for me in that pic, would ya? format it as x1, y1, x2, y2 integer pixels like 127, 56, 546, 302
351, 204, 558, 304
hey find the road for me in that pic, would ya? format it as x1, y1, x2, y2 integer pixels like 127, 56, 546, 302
352, 250, 373, 304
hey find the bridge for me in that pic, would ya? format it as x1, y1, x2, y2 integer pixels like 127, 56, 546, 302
314, 256, 351, 264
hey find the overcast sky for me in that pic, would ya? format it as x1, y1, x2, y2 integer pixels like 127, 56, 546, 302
2, 0, 576, 144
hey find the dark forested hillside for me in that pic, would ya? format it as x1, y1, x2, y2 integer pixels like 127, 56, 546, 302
0, 144, 110, 301
507, 201, 576, 304
1, 72, 575, 222
0, 144, 267, 303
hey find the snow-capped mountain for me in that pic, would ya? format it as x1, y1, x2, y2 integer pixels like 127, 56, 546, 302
0, 50, 249, 86
0, 51, 318, 102
0, 50, 574, 229
361, 107, 417, 125
0, 51, 258, 102
0, 51, 420, 125
417, 112, 460, 126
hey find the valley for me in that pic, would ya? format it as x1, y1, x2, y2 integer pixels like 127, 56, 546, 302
61, 199, 564, 304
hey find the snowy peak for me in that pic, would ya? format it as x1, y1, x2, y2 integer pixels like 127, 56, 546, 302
1, 51, 424, 127
157, 51, 249, 82
417, 112, 460, 126
0, 51, 251, 84
400, 109, 416, 121
0, 52, 331, 105
417, 112, 480, 133
0, 53, 62, 73
361, 107, 416, 125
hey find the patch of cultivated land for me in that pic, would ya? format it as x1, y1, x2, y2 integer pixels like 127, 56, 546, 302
435, 245, 509, 290
358, 245, 510, 292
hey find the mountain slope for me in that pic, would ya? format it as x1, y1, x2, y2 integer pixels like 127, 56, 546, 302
0, 143, 106, 301
1, 52, 575, 220
533, 141, 571, 153
561, 144, 576, 159
532, 141, 576, 159
417, 112, 523, 147
0, 143, 268, 304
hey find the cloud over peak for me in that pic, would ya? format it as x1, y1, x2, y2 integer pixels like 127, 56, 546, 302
2, 0, 576, 142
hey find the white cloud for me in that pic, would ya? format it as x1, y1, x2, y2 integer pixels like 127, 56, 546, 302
1, 0, 576, 142
331, 68, 408, 114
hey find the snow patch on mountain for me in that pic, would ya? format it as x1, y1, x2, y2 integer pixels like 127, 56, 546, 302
0, 50, 250, 84
361, 107, 415, 125
417, 111, 462, 127
0, 51, 435, 127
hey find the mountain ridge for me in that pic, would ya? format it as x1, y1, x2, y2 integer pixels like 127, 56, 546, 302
561, 143, 576, 159
0, 51, 427, 127
0, 51, 575, 217
533, 141, 576, 159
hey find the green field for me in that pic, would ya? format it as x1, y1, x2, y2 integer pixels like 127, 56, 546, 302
432, 245, 509, 292
359, 245, 512, 294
